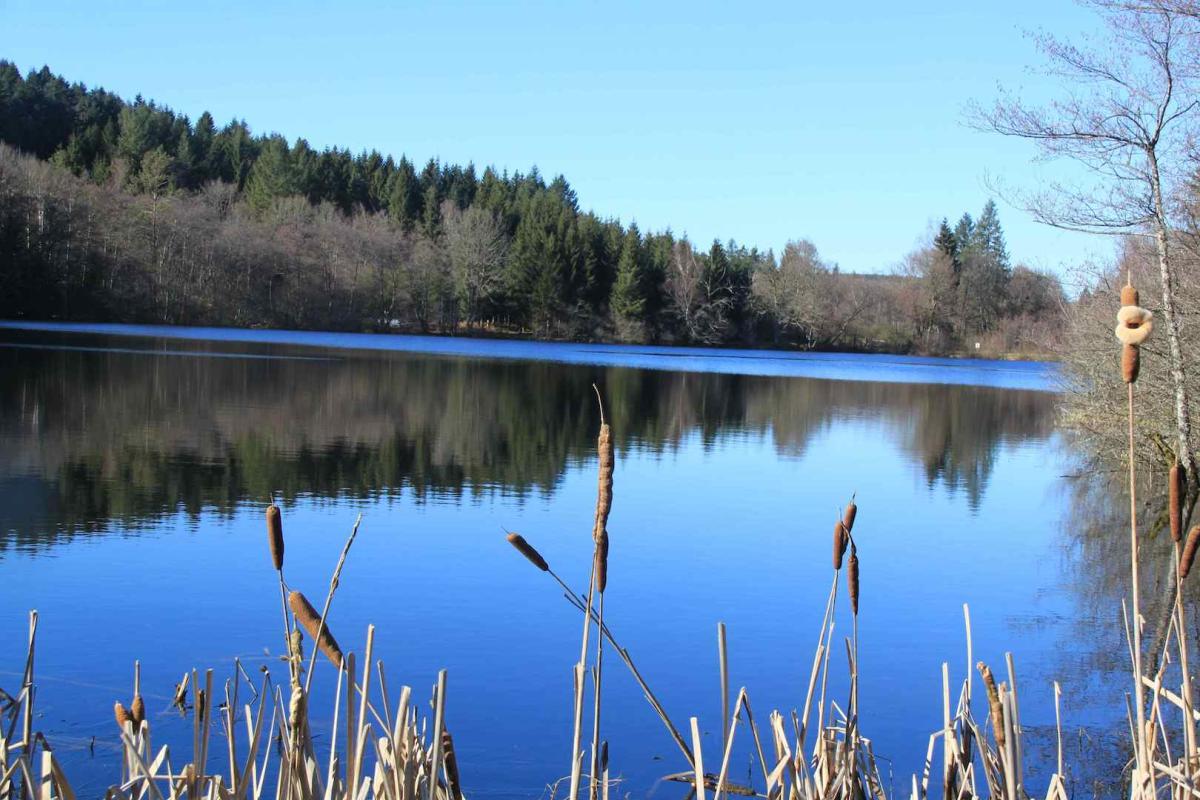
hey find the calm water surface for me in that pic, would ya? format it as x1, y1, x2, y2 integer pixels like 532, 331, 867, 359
0, 324, 1108, 797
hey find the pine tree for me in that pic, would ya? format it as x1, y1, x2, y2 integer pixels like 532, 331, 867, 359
244, 135, 294, 213
934, 218, 958, 264
611, 224, 648, 337
387, 157, 421, 232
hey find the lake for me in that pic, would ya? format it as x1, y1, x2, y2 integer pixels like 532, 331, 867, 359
0, 323, 1116, 797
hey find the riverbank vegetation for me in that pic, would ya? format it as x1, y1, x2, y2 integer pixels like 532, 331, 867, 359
0, 62, 1063, 356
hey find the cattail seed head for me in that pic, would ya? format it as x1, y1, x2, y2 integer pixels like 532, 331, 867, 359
506, 532, 549, 572
288, 590, 344, 669
833, 520, 848, 570
842, 500, 857, 533
1171, 464, 1185, 543
977, 661, 1006, 752
595, 527, 610, 593
114, 701, 132, 731
266, 505, 284, 571
1122, 344, 1140, 384
442, 730, 463, 800
130, 695, 145, 729
593, 421, 614, 543
847, 544, 860, 615
1182, 526, 1200, 579
1121, 284, 1139, 306
1116, 306, 1153, 346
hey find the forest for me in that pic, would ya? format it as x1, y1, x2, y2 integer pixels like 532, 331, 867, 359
0, 61, 1065, 355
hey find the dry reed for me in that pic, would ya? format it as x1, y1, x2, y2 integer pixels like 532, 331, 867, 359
289, 590, 344, 669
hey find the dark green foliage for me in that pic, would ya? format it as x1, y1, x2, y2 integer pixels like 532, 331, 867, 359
0, 60, 1062, 356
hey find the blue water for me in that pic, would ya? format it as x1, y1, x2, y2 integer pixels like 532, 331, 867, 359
0, 324, 1106, 798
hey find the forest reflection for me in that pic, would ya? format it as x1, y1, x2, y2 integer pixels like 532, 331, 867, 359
0, 332, 1056, 550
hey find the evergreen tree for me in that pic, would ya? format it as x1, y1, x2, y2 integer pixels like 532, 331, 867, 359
934, 218, 958, 264
387, 157, 421, 232
244, 135, 295, 213
611, 224, 648, 337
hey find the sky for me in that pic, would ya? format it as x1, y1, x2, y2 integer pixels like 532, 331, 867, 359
0, 0, 1110, 282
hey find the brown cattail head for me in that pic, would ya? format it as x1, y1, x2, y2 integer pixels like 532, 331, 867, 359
593, 421, 614, 543
843, 500, 857, 533
1171, 464, 1185, 543
266, 504, 284, 571
1182, 526, 1200, 579
506, 532, 549, 572
442, 730, 463, 800
833, 520, 848, 570
288, 590, 344, 669
130, 695, 145, 729
114, 701, 132, 731
1122, 344, 1140, 384
1121, 284, 1139, 306
847, 544, 860, 615
595, 527, 610, 593
977, 661, 1006, 752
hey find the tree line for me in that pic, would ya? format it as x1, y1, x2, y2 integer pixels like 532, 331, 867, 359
0, 61, 1064, 355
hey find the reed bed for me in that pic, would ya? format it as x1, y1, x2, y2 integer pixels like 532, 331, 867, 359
5, 303, 1200, 799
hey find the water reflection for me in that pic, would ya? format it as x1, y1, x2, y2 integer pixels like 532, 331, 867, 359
0, 330, 1055, 551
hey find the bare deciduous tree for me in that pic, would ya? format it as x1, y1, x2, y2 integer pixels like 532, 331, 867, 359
443, 203, 508, 327
975, 0, 1200, 480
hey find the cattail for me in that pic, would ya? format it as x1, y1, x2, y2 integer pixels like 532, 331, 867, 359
842, 500, 857, 533
847, 544, 860, 615
1182, 526, 1200, 579
506, 532, 549, 572
595, 528, 610, 593
130, 695, 145, 729
833, 520, 848, 570
1121, 284, 1139, 306
266, 504, 284, 571
1171, 464, 1185, 543
1115, 305, 1153, 346
1122, 344, 1140, 384
977, 661, 1006, 752
442, 730, 463, 800
593, 420, 613, 543
288, 590, 344, 669
114, 701, 132, 731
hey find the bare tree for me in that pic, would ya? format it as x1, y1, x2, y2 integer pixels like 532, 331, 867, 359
974, 0, 1200, 480
443, 202, 508, 327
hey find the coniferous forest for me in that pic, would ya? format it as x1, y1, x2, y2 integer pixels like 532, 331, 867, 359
0, 61, 1065, 355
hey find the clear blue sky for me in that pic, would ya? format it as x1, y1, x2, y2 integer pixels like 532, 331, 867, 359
0, 0, 1106, 280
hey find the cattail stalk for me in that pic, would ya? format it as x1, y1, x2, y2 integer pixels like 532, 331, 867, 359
1123, 344, 1140, 384
267, 504, 285, 571
442, 730, 463, 800
289, 590, 344, 669
1127, 368, 1151, 781
1171, 464, 1185, 543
